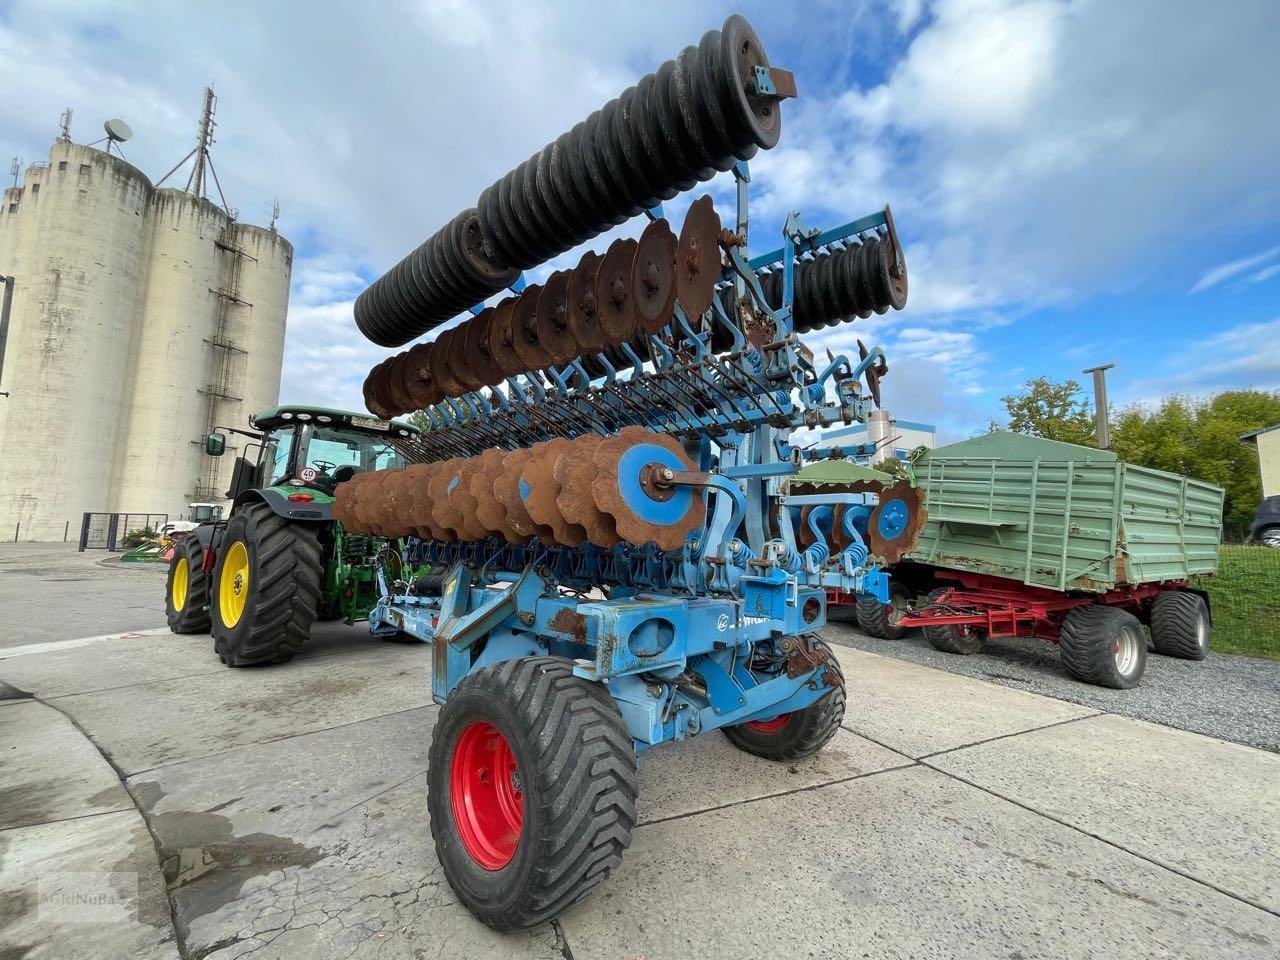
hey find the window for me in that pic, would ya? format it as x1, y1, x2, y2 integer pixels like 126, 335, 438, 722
79, 163, 91, 175
30, 184, 38, 194
262, 430, 297, 487
6, 203, 15, 214
58, 161, 68, 171
301, 426, 406, 491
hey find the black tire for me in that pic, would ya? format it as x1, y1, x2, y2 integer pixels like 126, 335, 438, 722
428, 656, 638, 931
722, 636, 846, 761
210, 503, 323, 667
165, 537, 211, 634
1059, 604, 1146, 689
921, 587, 986, 655
855, 585, 910, 640
1150, 591, 1210, 660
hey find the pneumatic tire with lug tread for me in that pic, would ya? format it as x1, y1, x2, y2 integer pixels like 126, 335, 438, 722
427, 656, 638, 932
165, 537, 211, 634
722, 635, 846, 761
210, 503, 322, 667
1150, 591, 1210, 660
855, 585, 909, 640
1059, 604, 1146, 689
922, 587, 986, 655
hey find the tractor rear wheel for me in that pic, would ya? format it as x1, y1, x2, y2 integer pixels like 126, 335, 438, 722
210, 503, 323, 667
1150, 591, 1210, 660
723, 636, 846, 761
166, 537, 211, 634
428, 656, 638, 931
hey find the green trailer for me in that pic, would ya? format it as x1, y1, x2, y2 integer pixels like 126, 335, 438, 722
896, 432, 1224, 689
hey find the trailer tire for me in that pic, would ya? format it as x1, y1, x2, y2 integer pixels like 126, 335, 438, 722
165, 537, 211, 634
428, 656, 638, 932
922, 588, 986, 655
723, 636, 846, 761
1059, 604, 1146, 689
210, 503, 322, 667
1150, 591, 1210, 660
855, 585, 909, 640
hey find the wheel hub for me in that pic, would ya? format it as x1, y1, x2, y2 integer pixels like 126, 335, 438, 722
451, 720, 523, 870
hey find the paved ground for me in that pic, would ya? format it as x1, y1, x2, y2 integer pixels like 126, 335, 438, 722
3, 544, 1280, 958
826, 607, 1280, 753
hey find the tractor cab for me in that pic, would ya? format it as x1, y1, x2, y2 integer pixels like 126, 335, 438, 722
208, 406, 419, 508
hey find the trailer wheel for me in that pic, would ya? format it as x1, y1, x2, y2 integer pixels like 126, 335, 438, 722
428, 656, 638, 932
210, 503, 323, 667
1059, 604, 1146, 689
1150, 591, 1210, 661
921, 588, 986, 655
165, 537, 211, 634
855, 585, 910, 640
723, 636, 846, 761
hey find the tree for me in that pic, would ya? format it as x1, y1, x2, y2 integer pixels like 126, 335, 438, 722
994, 377, 1097, 446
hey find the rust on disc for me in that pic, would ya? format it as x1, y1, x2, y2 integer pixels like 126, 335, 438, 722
535, 270, 577, 367
492, 447, 546, 541
522, 437, 587, 547
590, 426, 705, 551
402, 343, 442, 409
866, 479, 928, 564
464, 308, 506, 388
554, 434, 618, 548
511, 283, 549, 373
447, 320, 484, 394
596, 238, 639, 348
362, 360, 395, 419
565, 250, 607, 355
401, 463, 442, 541
427, 458, 466, 541
676, 195, 722, 319
449, 457, 490, 540
488, 297, 523, 378
371, 469, 415, 539
470, 448, 528, 544
429, 328, 465, 399
632, 219, 677, 335
333, 473, 370, 532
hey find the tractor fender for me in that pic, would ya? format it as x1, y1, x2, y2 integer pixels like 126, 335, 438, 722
232, 488, 334, 523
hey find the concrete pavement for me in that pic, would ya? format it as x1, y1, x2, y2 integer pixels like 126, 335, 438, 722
2, 618, 1278, 960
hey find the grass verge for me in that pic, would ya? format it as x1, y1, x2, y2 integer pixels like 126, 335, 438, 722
1194, 545, 1280, 660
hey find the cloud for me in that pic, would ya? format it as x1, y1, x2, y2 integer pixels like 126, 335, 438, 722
1189, 246, 1280, 294
1121, 317, 1280, 403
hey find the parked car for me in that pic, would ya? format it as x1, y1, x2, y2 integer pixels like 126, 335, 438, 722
1251, 495, 1280, 547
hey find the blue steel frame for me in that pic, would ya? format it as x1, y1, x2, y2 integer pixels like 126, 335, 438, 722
369, 165, 902, 751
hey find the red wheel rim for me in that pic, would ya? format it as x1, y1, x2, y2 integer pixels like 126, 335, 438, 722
450, 720, 523, 870
745, 713, 792, 733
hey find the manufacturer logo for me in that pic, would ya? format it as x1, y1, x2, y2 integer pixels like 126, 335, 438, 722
716, 614, 731, 632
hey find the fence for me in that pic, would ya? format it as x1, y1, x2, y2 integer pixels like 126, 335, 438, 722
1192, 545, 1280, 660
6, 519, 75, 542
78, 513, 169, 552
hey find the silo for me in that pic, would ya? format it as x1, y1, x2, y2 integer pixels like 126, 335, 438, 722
0, 142, 153, 540
114, 189, 229, 516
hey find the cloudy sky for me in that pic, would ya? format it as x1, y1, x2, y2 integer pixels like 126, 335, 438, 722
2, 0, 1277, 439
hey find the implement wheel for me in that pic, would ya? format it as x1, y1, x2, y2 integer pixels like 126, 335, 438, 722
165, 537, 211, 634
855, 585, 909, 639
210, 503, 323, 667
1059, 604, 1146, 689
1150, 591, 1210, 661
922, 587, 986, 655
428, 657, 638, 931
723, 636, 846, 761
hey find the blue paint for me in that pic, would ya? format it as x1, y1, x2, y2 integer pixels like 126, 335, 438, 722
877, 497, 909, 539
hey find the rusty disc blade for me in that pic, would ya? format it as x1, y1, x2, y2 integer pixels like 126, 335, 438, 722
590, 426, 705, 551
449, 457, 490, 541
866, 479, 927, 564
333, 472, 371, 532
493, 446, 552, 541
632, 220, 677, 335
447, 319, 484, 394
522, 437, 587, 547
470, 448, 528, 544
554, 434, 618, 548
565, 250, 608, 354
370, 469, 415, 539
597, 238, 639, 348
462, 308, 506, 388
363, 359, 396, 419
427, 458, 466, 540
511, 283, 550, 372
402, 343, 441, 409
399, 463, 440, 540
676, 195, 721, 320
488, 297, 523, 378
429, 328, 465, 399
535, 270, 577, 367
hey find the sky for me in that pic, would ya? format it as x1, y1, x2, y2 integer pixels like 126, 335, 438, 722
1, 0, 1278, 442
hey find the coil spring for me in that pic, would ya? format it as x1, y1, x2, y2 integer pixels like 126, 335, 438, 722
476, 15, 783, 273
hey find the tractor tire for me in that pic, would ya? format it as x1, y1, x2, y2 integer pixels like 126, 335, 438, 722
428, 656, 638, 931
1150, 591, 1210, 661
165, 537, 211, 634
722, 636, 846, 761
922, 587, 986, 655
1059, 604, 1146, 689
210, 503, 323, 667
855, 585, 909, 639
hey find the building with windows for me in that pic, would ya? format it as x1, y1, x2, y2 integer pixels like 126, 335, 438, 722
817, 409, 937, 464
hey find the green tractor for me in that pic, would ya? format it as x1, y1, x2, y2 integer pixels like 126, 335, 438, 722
165, 405, 421, 665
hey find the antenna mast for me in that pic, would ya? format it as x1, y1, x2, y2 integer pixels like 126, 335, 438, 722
58, 108, 73, 142
154, 86, 233, 217
9, 159, 20, 189
268, 197, 280, 233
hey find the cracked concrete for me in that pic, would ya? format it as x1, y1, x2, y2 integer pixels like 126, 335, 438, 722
1, 545, 1278, 959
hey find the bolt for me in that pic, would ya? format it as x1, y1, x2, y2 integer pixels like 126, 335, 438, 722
661, 467, 674, 481
646, 684, 662, 698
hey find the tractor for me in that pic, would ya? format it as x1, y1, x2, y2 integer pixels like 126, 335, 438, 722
164, 405, 423, 665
